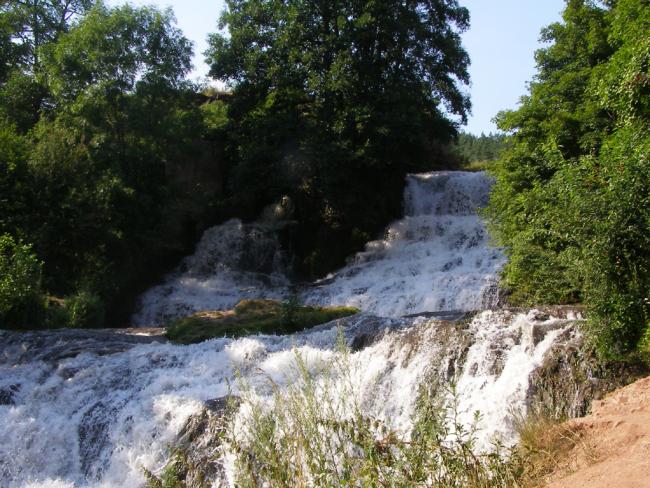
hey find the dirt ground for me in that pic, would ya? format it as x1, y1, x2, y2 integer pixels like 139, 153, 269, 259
545, 375, 650, 488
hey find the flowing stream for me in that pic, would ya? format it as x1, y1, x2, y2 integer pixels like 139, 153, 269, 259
0, 171, 581, 487
301, 171, 505, 315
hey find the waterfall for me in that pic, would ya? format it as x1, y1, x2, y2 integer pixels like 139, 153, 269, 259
301, 171, 506, 315
132, 219, 292, 326
0, 171, 577, 487
133, 171, 505, 325
0, 310, 580, 487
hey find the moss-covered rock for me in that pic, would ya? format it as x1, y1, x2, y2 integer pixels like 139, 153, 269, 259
165, 299, 359, 344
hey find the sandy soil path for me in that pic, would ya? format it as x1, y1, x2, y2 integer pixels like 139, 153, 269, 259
546, 375, 650, 488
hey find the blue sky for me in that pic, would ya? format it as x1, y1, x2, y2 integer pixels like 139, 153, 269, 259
107, 0, 566, 135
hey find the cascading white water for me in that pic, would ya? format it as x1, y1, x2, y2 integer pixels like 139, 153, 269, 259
0, 171, 576, 487
132, 171, 505, 325
0, 310, 579, 487
132, 219, 292, 326
302, 171, 506, 315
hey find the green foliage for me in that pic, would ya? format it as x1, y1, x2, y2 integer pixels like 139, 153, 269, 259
0, 0, 94, 69
0, 1, 221, 328
486, 0, 650, 357
0, 0, 94, 131
200, 99, 229, 132
166, 299, 359, 344
0, 121, 30, 236
64, 290, 105, 328
453, 132, 508, 167
0, 233, 44, 328
41, 3, 192, 107
227, 344, 520, 487
206, 0, 471, 277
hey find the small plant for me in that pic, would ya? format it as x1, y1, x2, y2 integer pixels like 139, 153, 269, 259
0, 233, 45, 329
281, 294, 301, 326
512, 413, 597, 487
65, 290, 105, 328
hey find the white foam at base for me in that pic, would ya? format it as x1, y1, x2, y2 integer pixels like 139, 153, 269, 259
1, 310, 576, 487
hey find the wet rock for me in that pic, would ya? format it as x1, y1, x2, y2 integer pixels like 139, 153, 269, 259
0, 328, 166, 366
528, 325, 649, 419
78, 399, 129, 481
0, 384, 19, 405
350, 333, 373, 352
154, 395, 241, 488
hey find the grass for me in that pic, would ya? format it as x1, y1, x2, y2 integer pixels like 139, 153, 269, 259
224, 335, 521, 487
151, 325, 604, 487
512, 413, 599, 487
165, 299, 359, 344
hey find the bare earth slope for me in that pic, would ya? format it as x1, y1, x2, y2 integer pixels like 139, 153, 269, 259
546, 375, 650, 488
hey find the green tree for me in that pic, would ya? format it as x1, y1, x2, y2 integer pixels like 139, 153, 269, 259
0, 0, 94, 70
486, 0, 650, 356
453, 132, 508, 164
0, 121, 30, 237
206, 0, 470, 276
0, 0, 95, 131
28, 3, 198, 302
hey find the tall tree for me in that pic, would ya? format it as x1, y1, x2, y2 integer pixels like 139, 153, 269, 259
0, 0, 94, 70
0, 0, 95, 131
487, 0, 650, 356
27, 3, 197, 298
206, 0, 470, 276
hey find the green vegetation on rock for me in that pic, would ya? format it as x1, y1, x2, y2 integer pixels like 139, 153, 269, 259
165, 299, 359, 344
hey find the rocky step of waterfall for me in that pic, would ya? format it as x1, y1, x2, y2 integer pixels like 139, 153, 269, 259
2, 306, 642, 488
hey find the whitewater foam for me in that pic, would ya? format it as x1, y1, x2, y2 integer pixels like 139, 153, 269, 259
0, 310, 578, 487
133, 171, 505, 325
301, 171, 506, 315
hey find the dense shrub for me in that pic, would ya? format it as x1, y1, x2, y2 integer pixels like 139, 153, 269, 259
64, 290, 106, 329
0, 234, 44, 328
486, 0, 650, 357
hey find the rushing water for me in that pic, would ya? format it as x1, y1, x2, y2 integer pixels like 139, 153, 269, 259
133, 171, 505, 325
0, 171, 578, 487
0, 310, 579, 487
132, 220, 292, 326
301, 172, 505, 315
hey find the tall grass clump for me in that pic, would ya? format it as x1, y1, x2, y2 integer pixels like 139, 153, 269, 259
225, 332, 522, 487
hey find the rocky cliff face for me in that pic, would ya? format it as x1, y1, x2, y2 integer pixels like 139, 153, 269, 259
528, 324, 648, 420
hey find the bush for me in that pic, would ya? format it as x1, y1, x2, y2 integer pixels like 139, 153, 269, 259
0, 233, 45, 329
65, 290, 105, 328
486, 0, 650, 357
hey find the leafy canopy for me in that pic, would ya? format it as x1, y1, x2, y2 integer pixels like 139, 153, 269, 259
487, 0, 650, 357
206, 0, 471, 276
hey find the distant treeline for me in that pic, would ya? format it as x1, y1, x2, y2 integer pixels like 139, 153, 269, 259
452, 132, 508, 163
